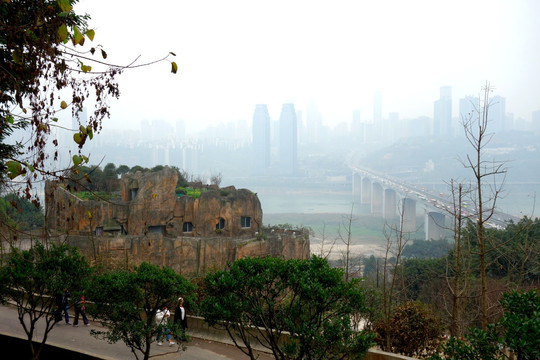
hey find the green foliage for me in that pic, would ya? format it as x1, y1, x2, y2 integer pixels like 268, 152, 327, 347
76, 191, 111, 201
375, 301, 442, 358
150, 165, 165, 172
431, 290, 540, 360
403, 239, 452, 259
201, 256, 375, 360
0, 193, 44, 230
0, 242, 91, 360
186, 187, 201, 199
129, 165, 147, 173
87, 262, 194, 360
116, 164, 130, 176
499, 290, 540, 360
400, 258, 446, 302
175, 187, 187, 196
219, 189, 230, 196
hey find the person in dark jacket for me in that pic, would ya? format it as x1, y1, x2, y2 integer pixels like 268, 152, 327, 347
173, 297, 187, 331
55, 289, 70, 324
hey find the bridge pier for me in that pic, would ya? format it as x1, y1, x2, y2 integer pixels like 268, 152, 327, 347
361, 177, 372, 205
352, 172, 362, 199
401, 198, 417, 233
383, 189, 397, 219
425, 211, 446, 240
371, 182, 383, 216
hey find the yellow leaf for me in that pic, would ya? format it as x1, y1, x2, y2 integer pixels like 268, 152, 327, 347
73, 133, 83, 144
152, 193, 157, 199
57, 0, 72, 12
81, 64, 92, 72
60, 101, 68, 109
87, 210, 92, 219
73, 26, 84, 46
171, 62, 178, 74
57, 24, 68, 42
85, 29, 95, 41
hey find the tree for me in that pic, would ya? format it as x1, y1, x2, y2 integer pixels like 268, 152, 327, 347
374, 301, 442, 358
0, 0, 176, 197
460, 82, 508, 329
87, 262, 194, 360
0, 193, 44, 232
103, 162, 117, 192
201, 256, 375, 360
431, 289, 540, 360
499, 290, 540, 360
116, 164, 130, 177
0, 242, 91, 360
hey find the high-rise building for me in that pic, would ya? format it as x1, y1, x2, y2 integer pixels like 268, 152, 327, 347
489, 95, 506, 133
351, 109, 364, 142
279, 103, 297, 176
459, 96, 478, 124
252, 104, 271, 175
373, 91, 382, 141
434, 86, 452, 137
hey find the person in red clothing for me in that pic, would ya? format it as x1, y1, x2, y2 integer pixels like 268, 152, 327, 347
73, 290, 89, 327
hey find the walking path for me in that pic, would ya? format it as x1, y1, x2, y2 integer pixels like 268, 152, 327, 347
0, 304, 272, 359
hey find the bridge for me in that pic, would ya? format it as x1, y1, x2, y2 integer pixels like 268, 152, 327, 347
351, 166, 520, 240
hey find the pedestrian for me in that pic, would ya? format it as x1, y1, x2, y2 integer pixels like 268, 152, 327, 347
155, 304, 175, 346
174, 296, 187, 331
55, 289, 70, 324
73, 290, 89, 327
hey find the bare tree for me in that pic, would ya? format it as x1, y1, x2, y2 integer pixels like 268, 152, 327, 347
460, 82, 507, 329
338, 203, 356, 282
444, 180, 474, 337
378, 199, 410, 350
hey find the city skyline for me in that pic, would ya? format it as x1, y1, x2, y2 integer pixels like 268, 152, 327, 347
75, 0, 540, 134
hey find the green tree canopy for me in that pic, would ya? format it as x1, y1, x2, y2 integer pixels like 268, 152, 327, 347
0, 193, 44, 231
87, 262, 194, 360
201, 256, 375, 360
0, 242, 91, 360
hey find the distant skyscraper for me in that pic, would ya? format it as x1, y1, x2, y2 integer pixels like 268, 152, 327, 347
373, 91, 383, 142
279, 103, 297, 176
351, 109, 364, 142
459, 96, 478, 123
434, 86, 452, 137
252, 104, 271, 175
388, 112, 399, 143
489, 95, 506, 133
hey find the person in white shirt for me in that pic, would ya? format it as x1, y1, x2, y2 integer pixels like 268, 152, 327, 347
155, 304, 175, 346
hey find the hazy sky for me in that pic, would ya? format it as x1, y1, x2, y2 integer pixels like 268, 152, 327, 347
77, 0, 540, 133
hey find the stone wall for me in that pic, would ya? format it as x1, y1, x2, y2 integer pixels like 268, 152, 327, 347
63, 228, 310, 275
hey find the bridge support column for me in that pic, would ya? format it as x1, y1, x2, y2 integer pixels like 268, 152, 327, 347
383, 189, 396, 219
361, 177, 371, 204
352, 172, 361, 199
371, 182, 383, 216
401, 198, 416, 233
425, 211, 446, 240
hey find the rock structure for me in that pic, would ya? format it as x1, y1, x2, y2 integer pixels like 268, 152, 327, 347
44, 167, 309, 273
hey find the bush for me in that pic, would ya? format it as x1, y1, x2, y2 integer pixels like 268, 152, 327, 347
375, 301, 442, 358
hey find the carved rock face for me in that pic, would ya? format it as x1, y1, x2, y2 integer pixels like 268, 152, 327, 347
47, 167, 263, 238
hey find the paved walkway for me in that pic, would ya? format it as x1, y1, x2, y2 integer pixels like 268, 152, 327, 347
0, 305, 273, 359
